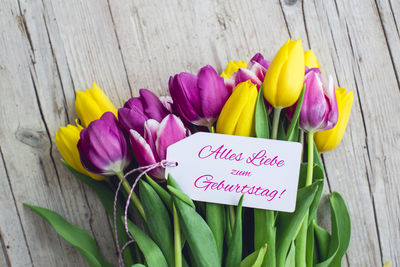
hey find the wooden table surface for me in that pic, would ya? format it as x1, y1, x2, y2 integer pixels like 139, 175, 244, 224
1, 0, 399, 266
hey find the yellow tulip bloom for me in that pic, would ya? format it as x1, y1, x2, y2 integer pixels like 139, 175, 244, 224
263, 38, 305, 108
221, 60, 247, 79
314, 88, 354, 152
304, 50, 321, 69
216, 80, 258, 137
75, 82, 118, 127
55, 124, 104, 180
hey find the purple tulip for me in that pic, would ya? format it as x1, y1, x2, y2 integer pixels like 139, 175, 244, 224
298, 70, 339, 132
129, 114, 188, 180
169, 65, 230, 127
118, 89, 171, 135
226, 53, 270, 91
78, 112, 131, 175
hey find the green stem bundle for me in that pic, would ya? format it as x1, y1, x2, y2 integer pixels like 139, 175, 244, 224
116, 171, 147, 221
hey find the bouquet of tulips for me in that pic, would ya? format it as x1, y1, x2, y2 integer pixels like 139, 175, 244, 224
25, 38, 354, 267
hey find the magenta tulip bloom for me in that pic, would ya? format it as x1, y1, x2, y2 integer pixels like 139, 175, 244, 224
298, 70, 339, 132
118, 89, 172, 135
225, 53, 270, 91
169, 65, 230, 127
78, 112, 131, 175
129, 114, 188, 180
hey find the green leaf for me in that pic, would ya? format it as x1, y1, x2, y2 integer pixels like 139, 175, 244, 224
276, 181, 320, 267
313, 142, 323, 170
61, 159, 135, 266
167, 185, 196, 209
308, 177, 324, 225
255, 83, 270, 139
139, 180, 174, 266
254, 209, 276, 267
286, 86, 305, 141
286, 120, 299, 142
284, 242, 296, 267
145, 174, 171, 209
316, 192, 351, 267
298, 163, 324, 189
173, 196, 219, 267
225, 195, 244, 267
277, 119, 287, 140
306, 221, 315, 267
313, 220, 331, 261
131, 264, 146, 267
240, 243, 268, 267
125, 218, 168, 267
24, 204, 112, 267
206, 203, 225, 263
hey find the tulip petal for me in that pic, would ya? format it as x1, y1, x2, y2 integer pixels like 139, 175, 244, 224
224, 78, 235, 94
198, 65, 230, 125
235, 83, 258, 137
314, 89, 353, 152
216, 81, 252, 135
248, 61, 268, 85
159, 96, 174, 113
118, 107, 147, 136
155, 115, 187, 161
129, 129, 157, 167
143, 119, 161, 161
235, 68, 262, 89
169, 73, 203, 123
248, 53, 270, 70
124, 97, 144, 110
221, 60, 248, 79
323, 76, 338, 130
139, 89, 170, 122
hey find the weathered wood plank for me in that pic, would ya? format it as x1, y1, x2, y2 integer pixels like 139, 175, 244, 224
0, 148, 30, 267
313, 0, 400, 266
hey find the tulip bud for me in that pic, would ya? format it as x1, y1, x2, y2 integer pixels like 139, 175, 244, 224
298, 71, 338, 132
77, 112, 131, 176
304, 50, 321, 69
129, 114, 188, 180
263, 38, 305, 108
169, 65, 230, 128
216, 80, 258, 137
75, 82, 118, 127
55, 124, 104, 180
118, 89, 171, 135
314, 88, 353, 152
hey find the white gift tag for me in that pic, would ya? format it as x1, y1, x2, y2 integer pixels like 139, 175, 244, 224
165, 132, 302, 212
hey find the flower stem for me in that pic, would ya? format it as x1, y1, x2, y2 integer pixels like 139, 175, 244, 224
306, 132, 314, 186
173, 203, 182, 267
295, 132, 314, 267
116, 171, 146, 222
208, 125, 215, 133
271, 108, 282, 140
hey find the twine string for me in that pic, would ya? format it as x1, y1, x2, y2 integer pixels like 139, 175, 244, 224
113, 160, 177, 267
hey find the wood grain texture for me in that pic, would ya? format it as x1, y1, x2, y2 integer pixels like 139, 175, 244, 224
0, 0, 399, 266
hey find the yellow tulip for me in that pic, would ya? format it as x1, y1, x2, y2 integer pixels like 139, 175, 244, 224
314, 88, 354, 152
304, 50, 321, 69
75, 82, 118, 127
221, 60, 247, 79
55, 123, 104, 180
216, 80, 258, 137
263, 38, 305, 108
